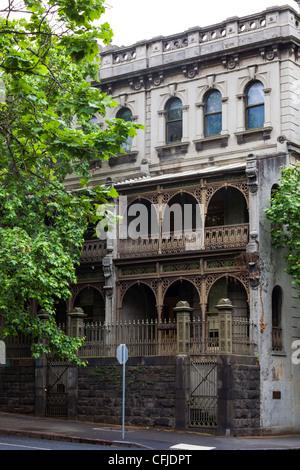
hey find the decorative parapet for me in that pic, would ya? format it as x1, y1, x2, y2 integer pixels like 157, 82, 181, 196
99, 5, 300, 83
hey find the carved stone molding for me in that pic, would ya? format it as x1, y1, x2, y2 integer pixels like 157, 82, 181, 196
222, 54, 239, 69
182, 64, 198, 79
235, 126, 272, 145
194, 134, 229, 151
246, 153, 258, 194
156, 142, 189, 159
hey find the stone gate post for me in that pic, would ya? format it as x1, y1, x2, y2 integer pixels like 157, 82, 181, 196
69, 307, 86, 339
215, 298, 233, 354
175, 300, 193, 355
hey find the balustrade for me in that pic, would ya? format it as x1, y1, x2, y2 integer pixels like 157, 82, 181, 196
80, 239, 107, 262
118, 224, 249, 257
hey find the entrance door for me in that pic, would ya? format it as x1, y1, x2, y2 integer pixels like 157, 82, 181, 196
46, 360, 69, 418
188, 355, 217, 429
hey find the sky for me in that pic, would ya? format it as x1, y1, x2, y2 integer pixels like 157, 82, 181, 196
101, 0, 299, 46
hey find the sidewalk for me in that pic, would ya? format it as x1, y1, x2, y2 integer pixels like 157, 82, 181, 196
1, 412, 300, 450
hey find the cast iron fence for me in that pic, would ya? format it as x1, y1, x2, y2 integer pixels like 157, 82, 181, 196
3, 316, 256, 359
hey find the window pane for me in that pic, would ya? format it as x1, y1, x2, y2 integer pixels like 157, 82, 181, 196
122, 136, 132, 151
167, 98, 182, 121
247, 105, 264, 128
247, 82, 264, 106
206, 91, 222, 113
117, 108, 133, 151
117, 107, 132, 121
206, 113, 222, 136
89, 115, 98, 124
167, 121, 182, 143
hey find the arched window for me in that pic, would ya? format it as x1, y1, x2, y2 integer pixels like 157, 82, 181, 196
204, 90, 222, 136
272, 285, 283, 351
116, 107, 133, 151
271, 184, 279, 198
166, 97, 182, 143
245, 81, 265, 129
89, 114, 98, 125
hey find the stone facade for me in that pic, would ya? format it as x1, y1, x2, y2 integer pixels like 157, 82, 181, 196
65, 3, 300, 434
64, 4, 300, 434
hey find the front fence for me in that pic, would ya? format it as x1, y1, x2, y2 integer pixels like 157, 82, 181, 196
78, 315, 256, 358
4, 316, 256, 359
4, 332, 32, 359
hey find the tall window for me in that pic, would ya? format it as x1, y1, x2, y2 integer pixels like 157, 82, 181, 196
272, 285, 283, 351
204, 90, 222, 136
166, 97, 182, 143
246, 81, 265, 129
117, 107, 133, 151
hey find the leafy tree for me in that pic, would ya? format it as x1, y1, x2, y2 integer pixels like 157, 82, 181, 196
0, 0, 141, 364
265, 164, 300, 294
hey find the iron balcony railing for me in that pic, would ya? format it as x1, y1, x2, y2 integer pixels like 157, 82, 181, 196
80, 239, 107, 262
118, 224, 249, 257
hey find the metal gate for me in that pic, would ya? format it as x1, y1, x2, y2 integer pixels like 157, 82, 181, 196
46, 360, 69, 418
188, 355, 218, 429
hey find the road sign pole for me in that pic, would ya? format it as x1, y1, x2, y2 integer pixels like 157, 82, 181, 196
122, 357, 125, 440
116, 344, 128, 440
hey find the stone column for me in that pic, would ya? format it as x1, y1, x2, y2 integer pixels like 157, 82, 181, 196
195, 102, 204, 139
215, 298, 233, 354
174, 301, 193, 355
69, 307, 86, 339
103, 246, 115, 324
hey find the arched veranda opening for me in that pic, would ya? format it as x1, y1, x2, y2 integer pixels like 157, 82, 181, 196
74, 287, 105, 323
206, 186, 248, 227
162, 192, 201, 237
163, 279, 200, 322
206, 276, 249, 344
121, 283, 157, 323
122, 198, 159, 240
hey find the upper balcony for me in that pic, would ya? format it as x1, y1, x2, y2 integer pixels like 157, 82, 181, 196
118, 184, 249, 258
118, 223, 249, 258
